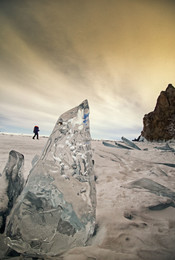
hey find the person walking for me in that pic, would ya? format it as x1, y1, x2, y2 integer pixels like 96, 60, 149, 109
33, 125, 40, 139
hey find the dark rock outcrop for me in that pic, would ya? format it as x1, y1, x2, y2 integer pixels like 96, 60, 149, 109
141, 84, 175, 141
5, 100, 96, 257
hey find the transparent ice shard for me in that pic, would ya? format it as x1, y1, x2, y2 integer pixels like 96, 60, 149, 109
6, 100, 96, 257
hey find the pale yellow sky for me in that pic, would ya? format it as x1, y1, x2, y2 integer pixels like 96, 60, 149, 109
0, 0, 175, 139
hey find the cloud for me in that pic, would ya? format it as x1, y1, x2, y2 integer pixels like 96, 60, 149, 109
0, 0, 175, 139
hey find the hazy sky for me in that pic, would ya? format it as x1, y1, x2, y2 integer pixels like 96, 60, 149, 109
0, 0, 175, 140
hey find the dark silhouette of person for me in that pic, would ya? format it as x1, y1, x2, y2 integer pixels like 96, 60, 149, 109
33, 125, 40, 139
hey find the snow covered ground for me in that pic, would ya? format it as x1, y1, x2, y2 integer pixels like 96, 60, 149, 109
0, 133, 48, 179
1, 133, 175, 260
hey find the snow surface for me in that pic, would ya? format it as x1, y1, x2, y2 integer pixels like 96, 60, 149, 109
1, 133, 175, 260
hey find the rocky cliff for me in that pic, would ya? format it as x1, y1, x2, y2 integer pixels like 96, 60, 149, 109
141, 84, 175, 141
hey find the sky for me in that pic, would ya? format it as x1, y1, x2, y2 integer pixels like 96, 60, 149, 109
0, 0, 175, 140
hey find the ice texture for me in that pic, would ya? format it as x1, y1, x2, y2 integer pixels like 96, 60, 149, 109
121, 136, 141, 150
5, 100, 96, 257
0, 150, 24, 233
0, 150, 24, 259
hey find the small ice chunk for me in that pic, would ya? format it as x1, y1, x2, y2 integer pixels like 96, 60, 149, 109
72, 155, 76, 161
78, 125, 83, 130
61, 175, 70, 180
81, 154, 86, 160
53, 156, 61, 162
80, 187, 86, 193
70, 146, 75, 151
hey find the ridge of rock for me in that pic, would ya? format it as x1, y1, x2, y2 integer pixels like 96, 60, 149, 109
141, 84, 175, 141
